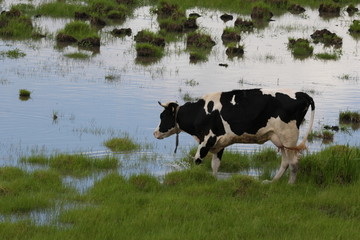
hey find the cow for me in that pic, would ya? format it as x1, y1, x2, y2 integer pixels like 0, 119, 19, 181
154, 89, 315, 184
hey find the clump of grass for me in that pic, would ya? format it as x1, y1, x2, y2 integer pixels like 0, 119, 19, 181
288, 38, 313, 59
0, 48, 26, 58
104, 137, 140, 152
187, 32, 216, 49
310, 29, 342, 48
135, 43, 164, 58
21, 154, 119, 176
349, 20, 360, 35
308, 130, 334, 143
221, 27, 241, 44
315, 52, 340, 60
226, 43, 245, 58
339, 110, 360, 123
64, 52, 91, 59
299, 145, 360, 186
129, 174, 161, 192
19, 89, 31, 100
0, 7, 40, 39
35, 1, 85, 18
56, 21, 99, 46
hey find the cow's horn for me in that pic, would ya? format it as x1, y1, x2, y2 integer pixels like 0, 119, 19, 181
158, 101, 166, 107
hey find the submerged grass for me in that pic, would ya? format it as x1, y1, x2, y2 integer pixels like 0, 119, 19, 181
21, 153, 119, 176
104, 136, 140, 152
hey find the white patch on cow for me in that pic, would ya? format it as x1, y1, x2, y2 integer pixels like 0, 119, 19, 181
261, 88, 296, 100
230, 95, 236, 105
202, 92, 222, 113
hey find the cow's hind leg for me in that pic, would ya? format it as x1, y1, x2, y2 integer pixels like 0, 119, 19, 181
271, 148, 289, 182
288, 150, 300, 184
211, 149, 224, 176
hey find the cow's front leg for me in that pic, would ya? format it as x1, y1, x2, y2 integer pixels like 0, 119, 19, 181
211, 148, 224, 176
194, 135, 217, 165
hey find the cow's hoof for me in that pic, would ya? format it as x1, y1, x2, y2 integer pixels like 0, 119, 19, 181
195, 159, 202, 165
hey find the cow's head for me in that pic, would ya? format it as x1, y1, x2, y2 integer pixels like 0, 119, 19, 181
154, 101, 179, 139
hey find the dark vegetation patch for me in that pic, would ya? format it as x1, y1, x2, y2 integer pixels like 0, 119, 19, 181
250, 6, 273, 21
339, 110, 360, 124
349, 20, 360, 35
221, 27, 241, 44
0, 7, 43, 39
134, 30, 165, 47
234, 18, 254, 31
226, 44, 245, 58
186, 32, 215, 49
56, 21, 100, 49
318, 3, 340, 17
155, 1, 199, 32
288, 38, 313, 59
288, 4, 305, 14
111, 27, 132, 36
346, 4, 359, 15
310, 29, 342, 48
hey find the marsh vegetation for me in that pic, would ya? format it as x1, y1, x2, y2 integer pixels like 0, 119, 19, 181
1, 0, 360, 237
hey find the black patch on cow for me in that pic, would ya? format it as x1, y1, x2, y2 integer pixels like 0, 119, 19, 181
217, 149, 224, 160
219, 89, 314, 135
207, 101, 214, 113
177, 100, 225, 142
206, 136, 217, 148
200, 147, 208, 159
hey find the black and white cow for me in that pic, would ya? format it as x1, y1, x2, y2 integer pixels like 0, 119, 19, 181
154, 89, 315, 184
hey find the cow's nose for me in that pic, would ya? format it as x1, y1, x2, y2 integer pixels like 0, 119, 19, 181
153, 131, 161, 139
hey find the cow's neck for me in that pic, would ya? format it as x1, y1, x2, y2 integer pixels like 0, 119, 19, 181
176, 101, 204, 139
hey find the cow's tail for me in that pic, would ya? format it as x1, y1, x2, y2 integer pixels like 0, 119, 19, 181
287, 96, 315, 152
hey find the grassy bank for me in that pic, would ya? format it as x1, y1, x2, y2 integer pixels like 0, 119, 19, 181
1, 145, 360, 239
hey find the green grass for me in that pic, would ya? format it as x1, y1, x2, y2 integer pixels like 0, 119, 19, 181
339, 110, 360, 123
3, 146, 360, 238
288, 38, 313, 59
21, 153, 119, 176
35, 2, 85, 18
19, 89, 31, 97
0, 7, 39, 39
64, 52, 91, 59
349, 20, 360, 35
0, 48, 26, 58
315, 52, 340, 60
0, 167, 73, 214
57, 21, 99, 42
104, 137, 140, 151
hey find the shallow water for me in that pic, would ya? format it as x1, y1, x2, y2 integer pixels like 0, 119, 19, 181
1, 2, 360, 177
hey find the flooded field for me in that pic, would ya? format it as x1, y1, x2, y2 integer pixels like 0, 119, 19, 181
1, 0, 360, 179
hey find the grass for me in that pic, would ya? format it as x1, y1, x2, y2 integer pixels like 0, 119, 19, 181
0, 48, 26, 58
0, 7, 40, 39
104, 137, 140, 152
21, 153, 119, 176
35, 1, 85, 18
0, 167, 74, 214
288, 38, 313, 59
57, 21, 99, 42
19, 89, 31, 98
339, 110, 360, 123
315, 52, 340, 60
349, 20, 360, 35
2, 146, 360, 238
64, 52, 91, 59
